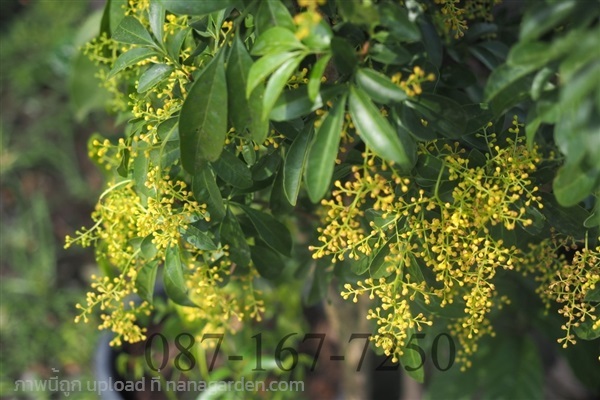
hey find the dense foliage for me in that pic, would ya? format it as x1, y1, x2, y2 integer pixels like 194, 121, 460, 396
67, 0, 599, 394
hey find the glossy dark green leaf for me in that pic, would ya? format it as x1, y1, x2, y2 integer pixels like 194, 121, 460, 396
132, 141, 154, 200
270, 85, 346, 122
220, 209, 252, 268
520, 0, 577, 42
302, 19, 333, 50
112, 16, 156, 46
553, 163, 597, 207
251, 27, 305, 56
369, 240, 393, 279
192, 165, 226, 222
156, 0, 239, 15
137, 63, 173, 93
262, 55, 304, 120
484, 64, 536, 115
148, 1, 165, 44
378, 2, 420, 42
226, 35, 268, 143
331, 37, 358, 76
212, 149, 253, 189
117, 147, 130, 177
369, 42, 411, 65
584, 286, 600, 302
305, 95, 347, 203
400, 327, 425, 383
252, 151, 282, 181
166, 27, 190, 60
284, 124, 314, 205
573, 316, 600, 341
395, 104, 436, 142
349, 85, 415, 170
247, 51, 300, 98
108, 47, 158, 79
179, 50, 227, 170
254, 0, 295, 36
251, 241, 284, 280
135, 260, 158, 303
270, 165, 294, 215
355, 68, 407, 104
418, 18, 442, 68
408, 94, 466, 138
336, 0, 379, 26
308, 54, 332, 102
164, 246, 197, 307
238, 205, 292, 256
539, 193, 590, 240
140, 234, 158, 259
182, 225, 218, 251
483, 337, 543, 400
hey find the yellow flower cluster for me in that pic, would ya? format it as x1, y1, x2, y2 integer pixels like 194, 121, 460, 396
529, 235, 600, 349
434, 0, 501, 39
391, 66, 436, 97
312, 120, 546, 365
66, 161, 263, 345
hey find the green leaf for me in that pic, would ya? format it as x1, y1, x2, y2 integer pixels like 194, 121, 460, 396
395, 104, 436, 142
585, 286, 600, 302
400, 327, 425, 383
301, 19, 333, 50
378, 2, 420, 42
520, 0, 578, 42
179, 50, 227, 170
251, 242, 284, 280
108, 47, 158, 79
369, 240, 393, 279
140, 234, 158, 259
553, 163, 597, 207
369, 42, 411, 65
226, 35, 268, 142
305, 95, 347, 203
251, 27, 305, 56
270, 85, 346, 122
262, 55, 304, 120
336, 0, 380, 26
355, 68, 407, 104
135, 260, 158, 303
331, 37, 358, 76
247, 51, 300, 98
137, 63, 173, 93
284, 124, 314, 205
348, 85, 416, 170
219, 209, 251, 268
182, 225, 218, 251
212, 149, 253, 189
254, 0, 295, 36
164, 246, 197, 307
192, 165, 226, 222
148, 1, 165, 44
539, 193, 590, 240
484, 64, 536, 116
238, 205, 292, 256
117, 146, 130, 177
408, 94, 466, 139
573, 316, 600, 341
308, 54, 332, 102
483, 337, 543, 400
166, 27, 190, 60
156, 0, 239, 15
112, 16, 156, 46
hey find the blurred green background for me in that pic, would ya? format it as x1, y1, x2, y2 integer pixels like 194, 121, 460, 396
0, 0, 113, 397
